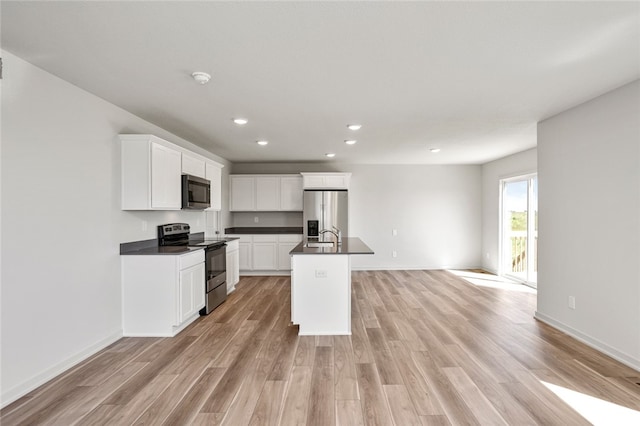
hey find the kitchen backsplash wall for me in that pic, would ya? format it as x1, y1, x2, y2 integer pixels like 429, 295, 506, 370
230, 212, 303, 228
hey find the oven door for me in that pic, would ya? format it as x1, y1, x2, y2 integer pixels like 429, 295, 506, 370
205, 244, 226, 292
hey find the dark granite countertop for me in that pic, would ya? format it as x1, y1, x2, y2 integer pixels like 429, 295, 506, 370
120, 235, 239, 256
121, 245, 204, 256
225, 227, 303, 235
289, 237, 374, 255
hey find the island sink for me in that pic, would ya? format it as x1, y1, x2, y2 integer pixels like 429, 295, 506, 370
304, 241, 335, 248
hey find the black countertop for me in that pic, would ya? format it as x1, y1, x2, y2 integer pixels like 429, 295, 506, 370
120, 235, 239, 256
225, 227, 303, 235
121, 245, 204, 256
289, 237, 374, 255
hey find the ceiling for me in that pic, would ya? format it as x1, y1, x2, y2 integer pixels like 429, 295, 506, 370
2, 1, 639, 165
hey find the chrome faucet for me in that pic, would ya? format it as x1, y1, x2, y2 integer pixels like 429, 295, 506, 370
319, 226, 342, 245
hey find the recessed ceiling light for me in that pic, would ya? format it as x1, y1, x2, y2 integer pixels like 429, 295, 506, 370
430, 148, 441, 153
347, 124, 362, 131
191, 71, 211, 85
344, 140, 357, 145
325, 153, 336, 158
233, 118, 248, 125
257, 140, 268, 146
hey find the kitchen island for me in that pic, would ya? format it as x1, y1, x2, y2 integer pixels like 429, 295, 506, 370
289, 237, 374, 335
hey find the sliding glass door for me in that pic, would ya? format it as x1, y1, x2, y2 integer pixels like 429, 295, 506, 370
501, 174, 537, 287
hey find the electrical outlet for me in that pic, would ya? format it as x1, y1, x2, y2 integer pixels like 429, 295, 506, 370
254, 216, 259, 223
392, 229, 398, 236
392, 250, 397, 258
141, 220, 147, 231
315, 270, 327, 278
568, 296, 576, 310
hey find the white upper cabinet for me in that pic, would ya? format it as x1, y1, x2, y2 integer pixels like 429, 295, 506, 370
280, 176, 303, 211
230, 175, 256, 211
120, 135, 182, 210
120, 134, 224, 211
301, 172, 351, 190
230, 174, 302, 211
256, 176, 281, 211
182, 153, 206, 178
150, 143, 182, 209
205, 162, 223, 211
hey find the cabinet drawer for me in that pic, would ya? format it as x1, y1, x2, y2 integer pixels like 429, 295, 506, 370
278, 234, 303, 243
179, 250, 204, 270
253, 235, 278, 243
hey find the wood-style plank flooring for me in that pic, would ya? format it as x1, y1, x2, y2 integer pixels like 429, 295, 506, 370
3, 270, 640, 425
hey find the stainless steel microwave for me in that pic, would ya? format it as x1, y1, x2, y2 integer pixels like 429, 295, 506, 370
182, 174, 211, 209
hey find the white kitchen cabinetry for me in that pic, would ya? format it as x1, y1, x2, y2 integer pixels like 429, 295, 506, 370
121, 135, 182, 210
179, 262, 206, 324
229, 175, 302, 211
233, 235, 253, 271
120, 134, 224, 211
206, 162, 223, 211
151, 144, 183, 209
182, 153, 206, 178
252, 235, 278, 270
301, 172, 351, 190
278, 234, 303, 270
225, 239, 240, 293
226, 234, 302, 273
280, 176, 304, 211
122, 250, 205, 337
256, 177, 280, 211
230, 176, 256, 211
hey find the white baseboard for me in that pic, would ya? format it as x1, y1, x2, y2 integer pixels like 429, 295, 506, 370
481, 266, 498, 275
1, 329, 123, 409
534, 311, 640, 372
351, 265, 484, 272
239, 267, 485, 274
239, 271, 291, 276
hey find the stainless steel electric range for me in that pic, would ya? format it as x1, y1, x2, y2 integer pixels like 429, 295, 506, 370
158, 223, 226, 315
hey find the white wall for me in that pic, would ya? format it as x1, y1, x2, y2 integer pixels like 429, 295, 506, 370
536, 80, 640, 370
0, 51, 231, 405
232, 163, 483, 270
481, 148, 537, 273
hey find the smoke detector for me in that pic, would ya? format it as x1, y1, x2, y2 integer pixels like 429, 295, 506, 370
191, 72, 211, 85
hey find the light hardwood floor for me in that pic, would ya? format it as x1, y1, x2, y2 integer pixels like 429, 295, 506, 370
2, 270, 640, 425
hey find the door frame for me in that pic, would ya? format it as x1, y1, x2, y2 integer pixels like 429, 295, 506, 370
499, 172, 538, 287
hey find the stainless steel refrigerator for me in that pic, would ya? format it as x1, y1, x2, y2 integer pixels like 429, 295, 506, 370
303, 190, 348, 241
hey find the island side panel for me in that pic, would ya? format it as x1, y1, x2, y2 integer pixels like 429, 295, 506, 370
291, 254, 351, 335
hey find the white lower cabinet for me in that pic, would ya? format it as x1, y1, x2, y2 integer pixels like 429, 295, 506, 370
225, 239, 240, 293
252, 235, 278, 270
226, 234, 302, 273
237, 236, 252, 271
179, 262, 206, 324
278, 235, 303, 270
122, 250, 205, 337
